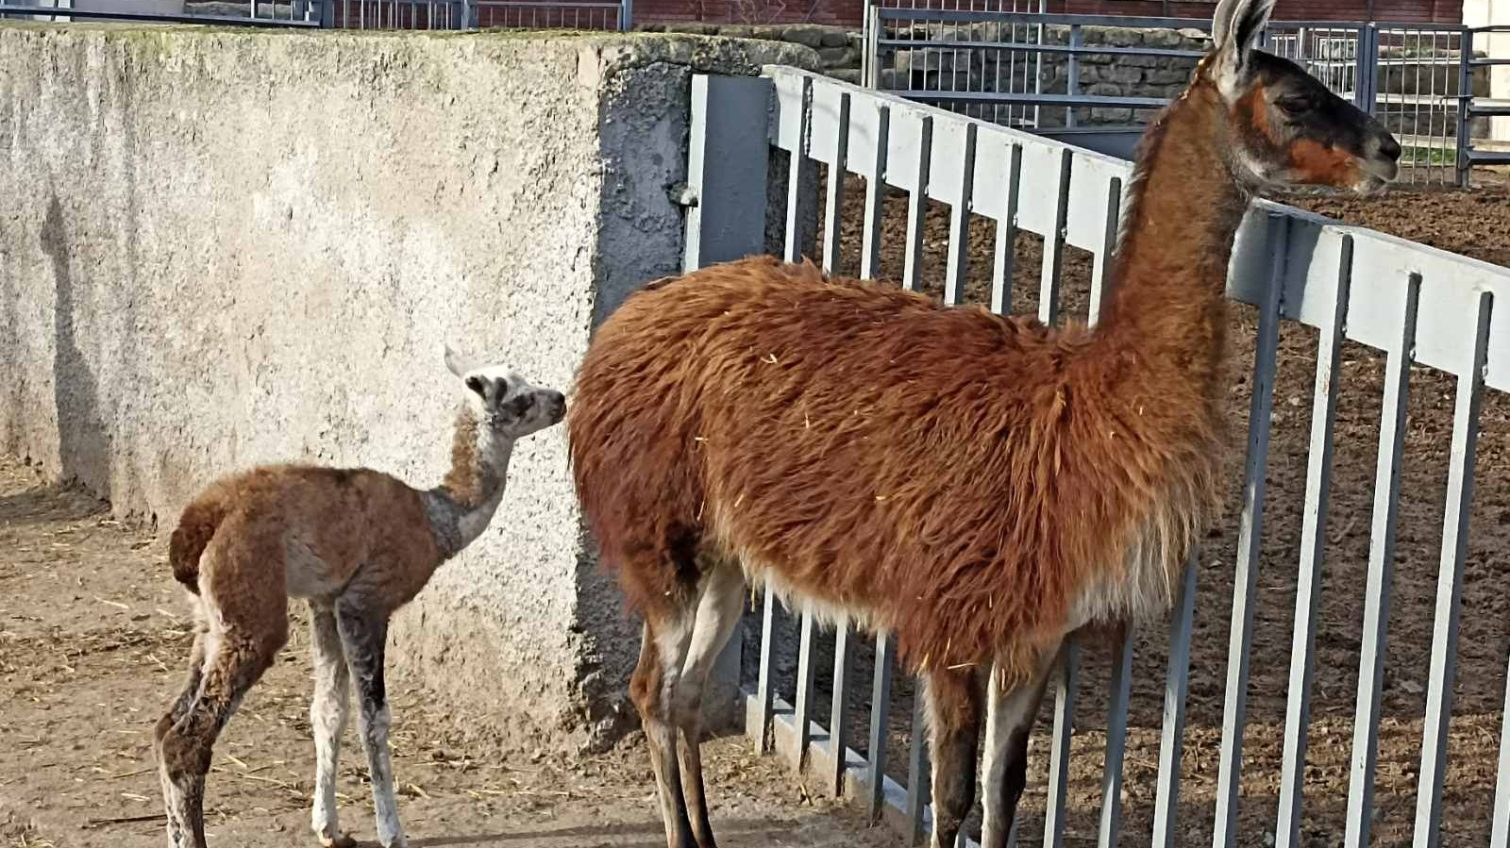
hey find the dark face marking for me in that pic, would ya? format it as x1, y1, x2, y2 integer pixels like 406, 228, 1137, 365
1231, 51, 1401, 190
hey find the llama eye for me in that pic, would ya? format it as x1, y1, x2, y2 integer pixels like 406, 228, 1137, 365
1276, 95, 1314, 115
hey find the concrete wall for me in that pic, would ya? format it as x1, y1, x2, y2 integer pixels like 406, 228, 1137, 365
0, 23, 813, 752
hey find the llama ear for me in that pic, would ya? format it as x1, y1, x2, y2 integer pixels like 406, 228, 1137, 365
1210, 0, 1274, 96
443, 343, 476, 379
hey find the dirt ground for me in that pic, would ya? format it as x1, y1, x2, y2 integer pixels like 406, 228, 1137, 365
0, 457, 901, 848
733, 170, 1510, 847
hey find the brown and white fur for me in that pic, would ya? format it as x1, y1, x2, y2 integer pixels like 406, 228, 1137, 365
566, 2, 1400, 847
153, 346, 565, 848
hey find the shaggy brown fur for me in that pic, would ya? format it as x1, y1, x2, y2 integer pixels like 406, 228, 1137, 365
567, 2, 1399, 845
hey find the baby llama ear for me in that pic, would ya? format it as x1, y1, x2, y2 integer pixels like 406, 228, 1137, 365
443, 343, 475, 379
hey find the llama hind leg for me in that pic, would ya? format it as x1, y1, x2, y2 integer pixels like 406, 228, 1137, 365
156, 613, 209, 845
309, 606, 354, 848
979, 651, 1057, 848
923, 667, 984, 848
157, 623, 287, 848
631, 612, 698, 848
672, 563, 746, 848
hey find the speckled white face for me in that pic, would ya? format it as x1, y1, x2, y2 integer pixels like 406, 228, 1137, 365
443, 345, 566, 438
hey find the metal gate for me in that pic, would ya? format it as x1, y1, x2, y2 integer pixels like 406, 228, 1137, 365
0, 0, 631, 30
863, 9, 1504, 186
685, 66, 1510, 847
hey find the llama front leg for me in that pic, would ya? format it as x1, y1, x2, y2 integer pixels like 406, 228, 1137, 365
310, 607, 354, 848
336, 606, 405, 848
979, 652, 1057, 848
923, 667, 984, 848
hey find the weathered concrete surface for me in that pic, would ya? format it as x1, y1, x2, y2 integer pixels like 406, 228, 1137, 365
0, 23, 813, 752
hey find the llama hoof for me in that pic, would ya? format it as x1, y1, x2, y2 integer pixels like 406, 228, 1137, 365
315, 827, 357, 848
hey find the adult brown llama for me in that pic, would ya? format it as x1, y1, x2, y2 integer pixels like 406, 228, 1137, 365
568, 1, 1401, 846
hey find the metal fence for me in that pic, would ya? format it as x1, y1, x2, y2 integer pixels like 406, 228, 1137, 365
863, 9, 1507, 186
0, 0, 629, 30
684, 66, 1510, 846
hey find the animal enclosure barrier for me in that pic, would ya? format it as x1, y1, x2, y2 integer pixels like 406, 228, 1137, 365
684, 66, 1510, 846
0, 0, 630, 31
862, 9, 1497, 186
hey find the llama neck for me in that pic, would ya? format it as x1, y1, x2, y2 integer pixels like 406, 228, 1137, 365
1095, 81, 1252, 388
427, 406, 515, 557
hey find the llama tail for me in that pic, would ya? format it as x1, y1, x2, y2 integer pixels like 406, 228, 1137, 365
168, 501, 225, 594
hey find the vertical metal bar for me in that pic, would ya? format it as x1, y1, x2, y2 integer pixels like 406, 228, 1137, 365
1031, 2, 1044, 128
1343, 271, 1421, 848
830, 623, 854, 796
1067, 25, 1082, 130
907, 688, 931, 846
1089, 176, 1122, 326
1492, 648, 1510, 846
1038, 148, 1072, 325
756, 590, 777, 753
1275, 236, 1354, 848
990, 143, 1022, 316
1151, 555, 1199, 848
902, 115, 934, 293
1098, 629, 1134, 848
861, 105, 890, 281
794, 611, 819, 764
1044, 643, 1079, 848
785, 76, 815, 265
869, 633, 896, 823
683, 75, 772, 273
1412, 289, 1494, 848
1355, 25, 1378, 111
1212, 214, 1290, 848
822, 92, 852, 276
1457, 28, 1473, 188
944, 123, 977, 306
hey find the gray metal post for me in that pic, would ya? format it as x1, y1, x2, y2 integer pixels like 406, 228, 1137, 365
1457, 27, 1473, 187
1066, 25, 1082, 130
683, 75, 773, 273
1355, 25, 1380, 113
619, 0, 631, 31
682, 74, 772, 730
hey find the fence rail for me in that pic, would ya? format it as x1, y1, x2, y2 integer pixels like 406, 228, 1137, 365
864, 8, 1503, 186
686, 65, 1510, 847
0, 0, 630, 31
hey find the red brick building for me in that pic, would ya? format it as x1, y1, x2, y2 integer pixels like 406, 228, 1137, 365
634, 0, 1462, 28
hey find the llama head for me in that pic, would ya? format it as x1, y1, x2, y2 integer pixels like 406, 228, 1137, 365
443, 344, 566, 439
1199, 0, 1401, 193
